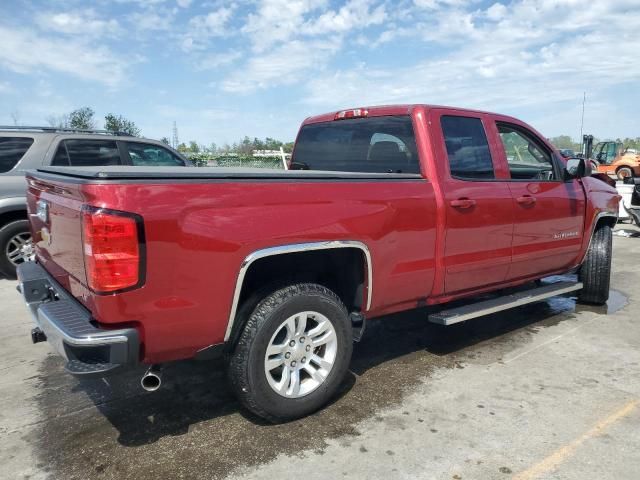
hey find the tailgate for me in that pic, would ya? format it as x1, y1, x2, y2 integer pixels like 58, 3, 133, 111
26, 174, 87, 286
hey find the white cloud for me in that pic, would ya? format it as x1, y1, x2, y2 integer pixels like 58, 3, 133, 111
302, 0, 386, 34
128, 10, 175, 31
197, 50, 242, 70
182, 5, 236, 51
0, 81, 12, 93
177, 0, 192, 7
241, 0, 327, 53
36, 10, 122, 37
485, 2, 507, 21
223, 38, 340, 93
0, 25, 130, 88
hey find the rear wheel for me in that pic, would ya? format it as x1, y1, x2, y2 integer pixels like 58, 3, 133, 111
617, 167, 633, 180
578, 224, 612, 305
228, 283, 352, 423
0, 220, 33, 279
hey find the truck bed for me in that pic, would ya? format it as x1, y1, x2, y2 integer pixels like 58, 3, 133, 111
35, 166, 423, 181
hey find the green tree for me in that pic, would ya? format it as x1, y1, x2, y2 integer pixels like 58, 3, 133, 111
283, 142, 294, 153
160, 137, 170, 145
188, 140, 200, 153
68, 107, 96, 130
104, 113, 141, 136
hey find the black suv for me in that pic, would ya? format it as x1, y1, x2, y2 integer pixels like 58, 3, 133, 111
0, 127, 190, 278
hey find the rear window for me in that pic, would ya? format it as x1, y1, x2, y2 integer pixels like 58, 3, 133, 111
292, 116, 420, 174
0, 137, 34, 173
52, 140, 122, 167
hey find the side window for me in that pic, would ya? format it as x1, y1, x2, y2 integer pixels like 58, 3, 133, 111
52, 140, 121, 167
125, 142, 185, 166
441, 116, 494, 180
52, 143, 70, 166
497, 124, 556, 180
0, 137, 34, 173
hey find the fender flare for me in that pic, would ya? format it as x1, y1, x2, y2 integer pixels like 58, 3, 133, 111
224, 240, 373, 342
578, 211, 617, 266
0, 197, 27, 217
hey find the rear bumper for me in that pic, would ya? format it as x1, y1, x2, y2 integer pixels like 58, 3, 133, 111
17, 262, 139, 377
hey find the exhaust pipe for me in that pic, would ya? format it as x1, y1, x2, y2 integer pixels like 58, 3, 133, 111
141, 365, 162, 392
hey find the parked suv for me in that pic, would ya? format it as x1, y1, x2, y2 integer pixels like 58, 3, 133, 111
0, 127, 190, 278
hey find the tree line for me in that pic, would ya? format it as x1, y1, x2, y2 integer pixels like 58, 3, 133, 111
43, 106, 294, 154
167, 136, 295, 155
46, 107, 141, 137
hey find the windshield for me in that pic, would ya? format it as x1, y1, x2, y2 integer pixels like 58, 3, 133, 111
292, 116, 420, 174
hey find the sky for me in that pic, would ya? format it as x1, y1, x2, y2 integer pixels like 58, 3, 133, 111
1, 0, 639, 146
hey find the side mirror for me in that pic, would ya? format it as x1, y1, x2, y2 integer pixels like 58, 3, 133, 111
564, 157, 588, 180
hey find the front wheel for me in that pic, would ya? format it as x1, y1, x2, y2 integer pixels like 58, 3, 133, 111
617, 167, 633, 181
228, 283, 353, 423
578, 224, 612, 305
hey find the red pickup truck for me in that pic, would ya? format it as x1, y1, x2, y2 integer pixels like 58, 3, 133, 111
18, 105, 619, 422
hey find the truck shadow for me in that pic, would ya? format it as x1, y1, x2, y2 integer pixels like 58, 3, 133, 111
33, 289, 626, 479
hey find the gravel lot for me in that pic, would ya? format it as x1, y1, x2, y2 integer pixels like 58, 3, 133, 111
2, 226, 640, 480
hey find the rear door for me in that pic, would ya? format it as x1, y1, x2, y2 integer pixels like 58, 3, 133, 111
430, 111, 514, 294
491, 119, 586, 279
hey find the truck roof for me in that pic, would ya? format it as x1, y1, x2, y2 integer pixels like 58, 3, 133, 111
302, 104, 516, 125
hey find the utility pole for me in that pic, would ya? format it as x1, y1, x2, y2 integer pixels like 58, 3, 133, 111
171, 121, 179, 149
579, 91, 586, 149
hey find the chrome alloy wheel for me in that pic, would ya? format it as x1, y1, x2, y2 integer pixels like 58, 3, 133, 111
264, 311, 338, 398
6, 232, 33, 266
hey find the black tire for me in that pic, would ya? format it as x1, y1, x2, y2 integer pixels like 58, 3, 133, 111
228, 283, 353, 423
0, 220, 31, 279
578, 224, 612, 305
617, 167, 633, 180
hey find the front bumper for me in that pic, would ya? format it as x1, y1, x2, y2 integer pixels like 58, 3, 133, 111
17, 262, 139, 377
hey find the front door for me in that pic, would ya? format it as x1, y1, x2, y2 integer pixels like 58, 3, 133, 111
494, 121, 586, 280
432, 112, 514, 294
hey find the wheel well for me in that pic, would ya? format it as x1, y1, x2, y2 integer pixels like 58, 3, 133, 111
235, 247, 367, 325
0, 210, 28, 229
595, 215, 617, 231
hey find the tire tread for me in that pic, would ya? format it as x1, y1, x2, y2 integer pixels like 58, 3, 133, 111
227, 283, 350, 423
578, 224, 612, 305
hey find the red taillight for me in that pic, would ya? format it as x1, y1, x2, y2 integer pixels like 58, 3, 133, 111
334, 108, 369, 120
82, 208, 143, 293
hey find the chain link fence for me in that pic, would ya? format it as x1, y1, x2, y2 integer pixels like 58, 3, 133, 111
186, 153, 285, 169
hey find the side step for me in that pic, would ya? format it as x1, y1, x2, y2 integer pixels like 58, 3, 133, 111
428, 281, 583, 326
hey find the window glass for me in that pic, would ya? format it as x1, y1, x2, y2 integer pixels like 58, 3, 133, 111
441, 116, 494, 180
0, 137, 34, 173
497, 124, 556, 180
52, 143, 70, 166
52, 140, 121, 167
292, 116, 420, 174
125, 142, 185, 166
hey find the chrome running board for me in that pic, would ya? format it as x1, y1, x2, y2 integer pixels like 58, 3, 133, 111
428, 281, 583, 326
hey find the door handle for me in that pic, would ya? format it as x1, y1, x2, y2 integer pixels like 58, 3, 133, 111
516, 195, 537, 205
450, 198, 476, 209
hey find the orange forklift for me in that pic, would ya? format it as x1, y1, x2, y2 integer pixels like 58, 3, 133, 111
583, 135, 640, 180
